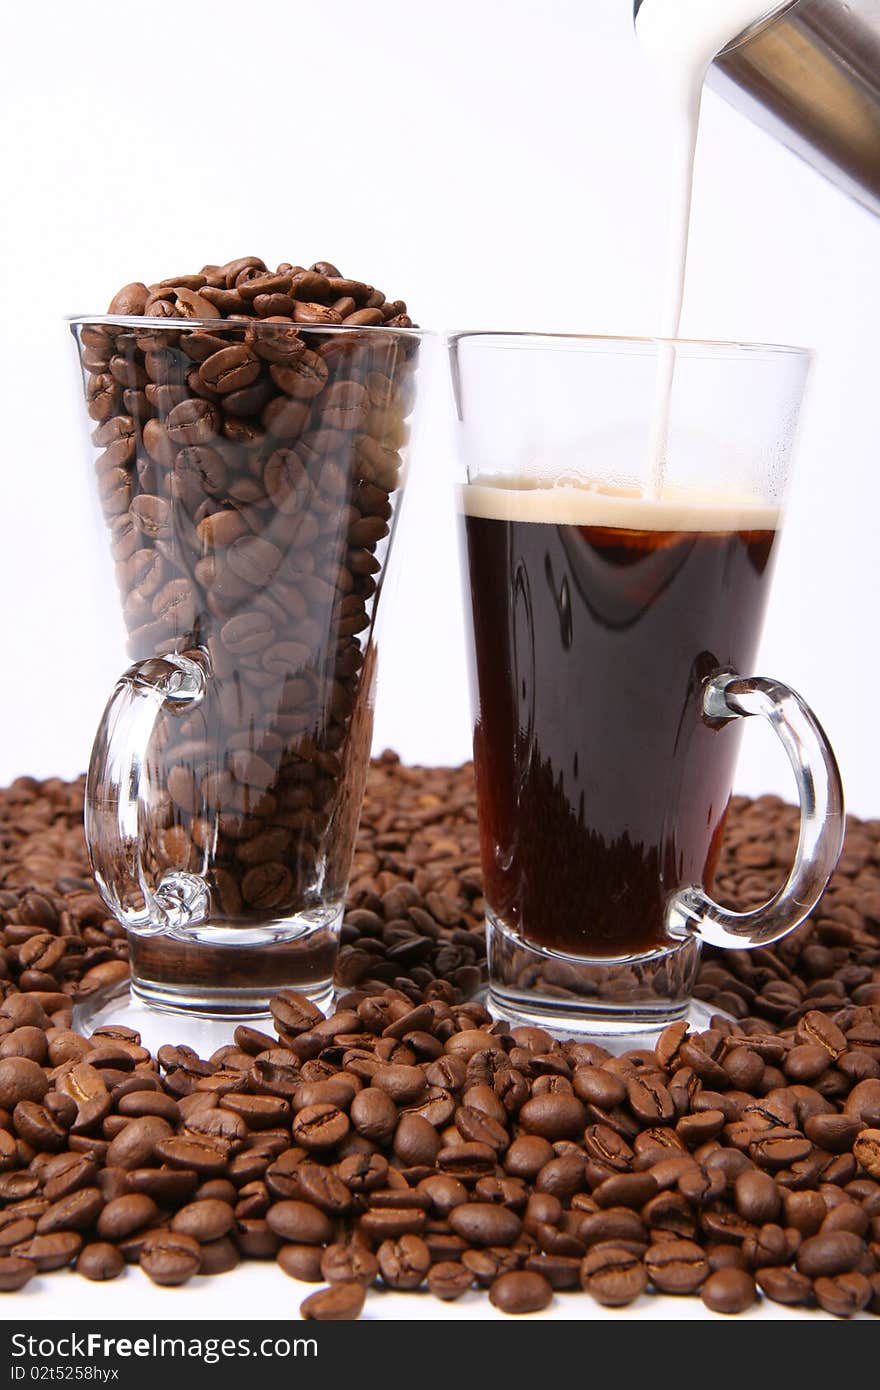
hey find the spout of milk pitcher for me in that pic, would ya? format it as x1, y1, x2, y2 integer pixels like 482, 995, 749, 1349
633, 0, 880, 217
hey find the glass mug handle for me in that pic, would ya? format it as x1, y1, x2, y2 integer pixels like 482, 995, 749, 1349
669, 670, 845, 950
84, 649, 212, 939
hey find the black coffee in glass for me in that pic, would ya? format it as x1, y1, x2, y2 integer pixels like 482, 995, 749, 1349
463, 479, 779, 960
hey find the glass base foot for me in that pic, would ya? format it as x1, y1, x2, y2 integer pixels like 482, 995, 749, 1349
72, 978, 334, 1055
483, 986, 730, 1050
484, 908, 714, 1047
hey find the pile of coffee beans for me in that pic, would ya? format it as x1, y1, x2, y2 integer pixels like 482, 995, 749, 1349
0, 759, 878, 1318
79, 259, 417, 998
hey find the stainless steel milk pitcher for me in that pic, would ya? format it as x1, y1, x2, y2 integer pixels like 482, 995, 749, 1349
635, 0, 880, 215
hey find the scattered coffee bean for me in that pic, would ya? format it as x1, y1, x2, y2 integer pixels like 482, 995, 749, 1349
140, 1232, 202, 1286
321, 1242, 378, 1286
265, 1200, 333, 1245
428, 1261, 474, 1301
171, 1199, 234, 1242
300, 1282, 366, 1320
813, 1272, 872, 1318
76, 1242, 125, 1281
756, 1266, 814, 1306
277, 1244, 325, 1283
377, 1233, 431, 1290
580, 1244, 647, 1306
644, 1240, 709, 1294
199, 1237, 240, 1276
797, 1232, 865, 1278
449, 1203, 521, 1247
734, 1170, 781, 1225
489, 1269, 553, 1315
701, 1268, 757, 1314
0, 1256, 36, 1291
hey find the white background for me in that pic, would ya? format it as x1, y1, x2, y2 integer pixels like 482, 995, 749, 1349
1, 0, 878, 813
0, 0, 878, 1326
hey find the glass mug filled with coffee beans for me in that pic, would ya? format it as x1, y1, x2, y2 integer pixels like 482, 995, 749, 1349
70, 262, 420, 1041
451, 332, 844, 1035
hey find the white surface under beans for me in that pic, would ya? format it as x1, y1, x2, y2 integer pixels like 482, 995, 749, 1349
0, 1262, 862, 1320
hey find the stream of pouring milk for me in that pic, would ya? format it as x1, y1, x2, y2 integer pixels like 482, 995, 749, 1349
635, 0, 782, 495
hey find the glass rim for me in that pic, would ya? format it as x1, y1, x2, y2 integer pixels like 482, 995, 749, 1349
67, 314, 426, 340
447, 329, 812, 362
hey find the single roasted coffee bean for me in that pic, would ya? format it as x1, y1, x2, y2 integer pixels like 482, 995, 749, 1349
0, 1218, 37, 1253
593, 1172, 657, 1210
448, 1203, 521, 1247
199, 345, 261, 396
97, 1194, 160, 1241
701, 1267, 757, 1314
377, 1234, 431, 1290
418, 1174, 468, 1217
796, 1231, 865, 1277
734, 1169, 781, 1224
756, 1265, 814, 1306
580, 1244, 647, 1307
106, 1116, 173, 1170
505, 1136, 555, 1178
853, 1129, 880, 1179
358, 1207, 427, 1241
784, 1190, 827, 1236
706, 1244, 749, 1273
460, 1247, 520, 1287
572, 1067, 627, 1109
171, 1199, 234, 1242
125, 1167, 199, 1205
350, 1087, 398, 1143
332, 1153, 388, 1195
489, 1269, 553, 1315
813, 1272, 873, 1318
10, 1232, 81, 1271
627, 1076, 675, 1125
0, 1057, 49, 1109
576, 1208, 646, 1249
518, 1094, 586, 1141
42, 1153, 98, 1202
117, 1091, 181, 1123
295, 1164, 352, 1215
300, 1282, 366, 1320
741, 1223, 789, 1268
0, 1256, 37, 1292
140, 1232, 202, 1286
76, 1242, 125, 1281
524, 1252, 582, 1290
748, 1131, 813, 1170
265, 1200, 333, 1245
291, 1103, 350, 1151
428, 1260, 474, 1301
321, 1242, 378, 1286
797, 1011, 847, 1060
277, 1244, 325, 1283
36, 1188, 104, 1234
821, 1203, 869, 1238
371, 1065, 426, 1105
153, 1136, 229, 1176
644, 1239, 709, 1294
199, 1237, 240, 1276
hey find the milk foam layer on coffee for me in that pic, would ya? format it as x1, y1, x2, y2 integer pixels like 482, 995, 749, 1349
462, 476, 779, 532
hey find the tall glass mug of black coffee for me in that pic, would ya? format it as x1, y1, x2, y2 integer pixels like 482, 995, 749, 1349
451, 332, 844, 1036
70, 282, 421, 1046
